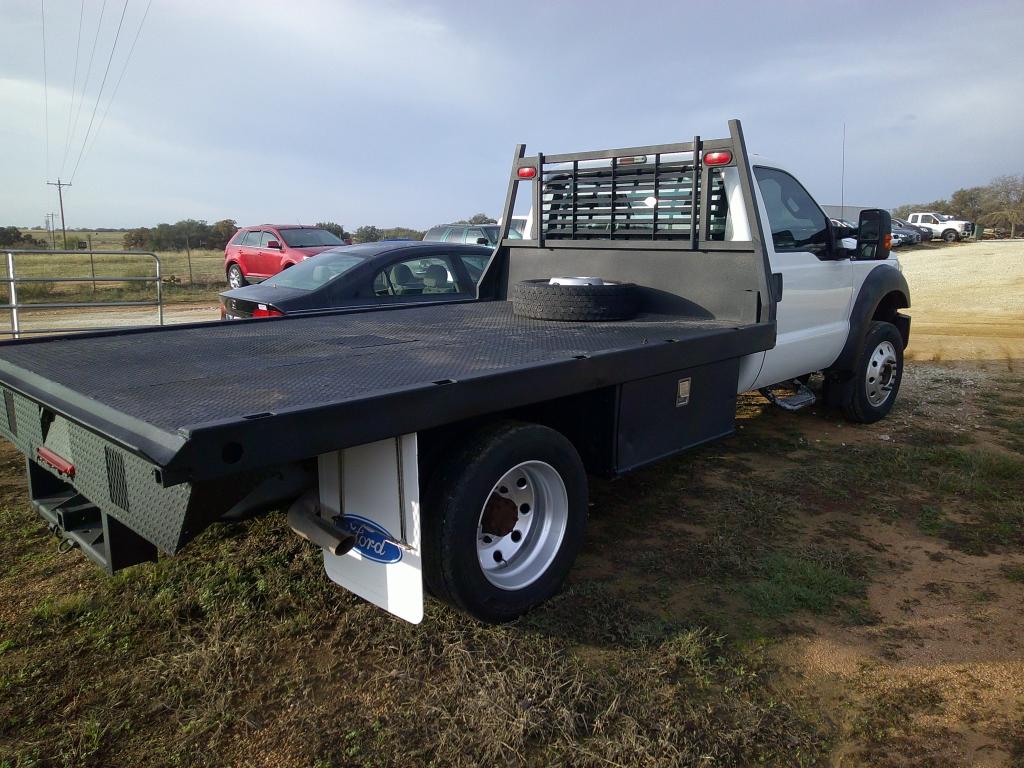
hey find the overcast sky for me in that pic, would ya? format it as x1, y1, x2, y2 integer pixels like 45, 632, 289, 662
2, 0, 1022, 230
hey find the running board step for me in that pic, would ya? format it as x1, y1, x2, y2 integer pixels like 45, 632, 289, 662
759, 379, 816, 412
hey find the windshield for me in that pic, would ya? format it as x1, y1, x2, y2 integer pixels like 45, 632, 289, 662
279, 228, 344, 248
263, 250, 365, 290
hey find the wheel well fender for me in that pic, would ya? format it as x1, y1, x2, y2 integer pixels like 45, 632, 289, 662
226, 260, 242, 274
828, 264, 910, 373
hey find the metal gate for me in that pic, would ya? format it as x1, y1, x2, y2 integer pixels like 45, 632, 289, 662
2, 249, 163, 339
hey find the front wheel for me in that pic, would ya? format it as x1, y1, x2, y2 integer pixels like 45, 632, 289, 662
838, 321, 904, 424
942, 229, 959, 243
227, 263, 248, 289
422, 421, 588, 623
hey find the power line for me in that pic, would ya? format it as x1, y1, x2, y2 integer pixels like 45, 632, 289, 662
65, 0, 109, 177
60, 0, 87, 177
78, 0, 153, 172
70, 0, 131, 183
40, 0, 50, 178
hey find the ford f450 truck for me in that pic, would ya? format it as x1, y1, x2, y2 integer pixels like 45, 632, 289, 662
0, 120, 909, 623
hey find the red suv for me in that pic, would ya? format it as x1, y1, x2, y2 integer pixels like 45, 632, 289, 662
224, 225, 348, 288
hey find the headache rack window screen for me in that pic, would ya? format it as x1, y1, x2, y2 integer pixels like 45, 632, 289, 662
540, 155, 729, 242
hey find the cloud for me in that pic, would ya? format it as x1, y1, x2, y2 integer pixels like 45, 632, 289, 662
1, 0, 1022, 227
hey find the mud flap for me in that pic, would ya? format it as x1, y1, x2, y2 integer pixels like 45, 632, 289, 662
318, 434, 422, 624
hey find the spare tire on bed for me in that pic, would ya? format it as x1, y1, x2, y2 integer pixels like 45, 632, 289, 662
511, 278, 640, 322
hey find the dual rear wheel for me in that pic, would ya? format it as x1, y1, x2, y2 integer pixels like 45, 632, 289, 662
422, 422, 587, 623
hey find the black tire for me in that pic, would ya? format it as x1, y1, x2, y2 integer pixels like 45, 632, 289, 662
422, 421, 588, 623
941, 229, 959, 243
511, 279, 639, 322
227, 263, 248, 288
838, 321, 904, 424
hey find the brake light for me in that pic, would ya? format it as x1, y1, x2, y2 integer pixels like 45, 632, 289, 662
884, 233, 892, 250
252, 305, 284, 318
703, 150, 733, 166
517, 167, 537, 179
38, 446, 75, 478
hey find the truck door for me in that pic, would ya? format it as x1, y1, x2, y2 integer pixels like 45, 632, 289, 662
750, 166, 853, 389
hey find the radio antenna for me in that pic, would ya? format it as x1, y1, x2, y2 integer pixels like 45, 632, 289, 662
840, 122, 846, 220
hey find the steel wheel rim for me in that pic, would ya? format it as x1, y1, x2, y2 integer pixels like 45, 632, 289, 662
476, 460, 569, 591
866, 340, 898, 406
228, 267, 242, 288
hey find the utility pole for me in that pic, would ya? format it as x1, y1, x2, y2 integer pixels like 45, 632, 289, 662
48, 213, 57, 248
46, 178, 71, 249
43, 213, 55, 248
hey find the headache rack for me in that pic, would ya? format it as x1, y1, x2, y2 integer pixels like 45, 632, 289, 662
496, 119, 760, 252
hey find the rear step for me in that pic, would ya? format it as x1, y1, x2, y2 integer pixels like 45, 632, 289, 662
759, 379, 816, 412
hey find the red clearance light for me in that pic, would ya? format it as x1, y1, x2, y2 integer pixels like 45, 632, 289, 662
252, 305, 284, 318
703, 150, 733, 166
517, 166, 537, 179
617, 155, 648, 166
37, 446, 75, 478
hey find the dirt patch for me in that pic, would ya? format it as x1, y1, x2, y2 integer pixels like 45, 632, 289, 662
901, 241, 1024, 368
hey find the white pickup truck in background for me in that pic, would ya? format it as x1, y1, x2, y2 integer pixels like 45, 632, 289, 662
908, 211, 975, 242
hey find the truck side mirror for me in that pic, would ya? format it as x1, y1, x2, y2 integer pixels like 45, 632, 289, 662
856, 209, 891, 260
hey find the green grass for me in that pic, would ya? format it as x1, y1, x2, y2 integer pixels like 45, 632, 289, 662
738, 550, 867, 619
0, 510, 833, 768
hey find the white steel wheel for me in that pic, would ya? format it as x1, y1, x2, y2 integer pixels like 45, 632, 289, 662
422, 420, 588, 623
865, 340, 898, 406
839, 320, 904, 424
476, 460, 569, 591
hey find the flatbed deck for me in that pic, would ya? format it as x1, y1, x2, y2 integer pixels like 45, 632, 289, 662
0, 301, 771, 483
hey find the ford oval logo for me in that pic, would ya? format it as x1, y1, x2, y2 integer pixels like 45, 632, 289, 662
338, 515, 403, 564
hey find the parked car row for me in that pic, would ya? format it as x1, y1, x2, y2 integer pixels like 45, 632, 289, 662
829, 211, 975, 248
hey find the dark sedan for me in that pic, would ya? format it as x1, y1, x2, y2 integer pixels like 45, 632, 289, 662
219, 241, 493, 319
892, 217, 933, 242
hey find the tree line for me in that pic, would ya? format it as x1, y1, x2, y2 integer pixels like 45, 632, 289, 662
893, 173, 1024, 236
0, 227, 49, 249
122, 219, 239, 251
119, 212, 496, 250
